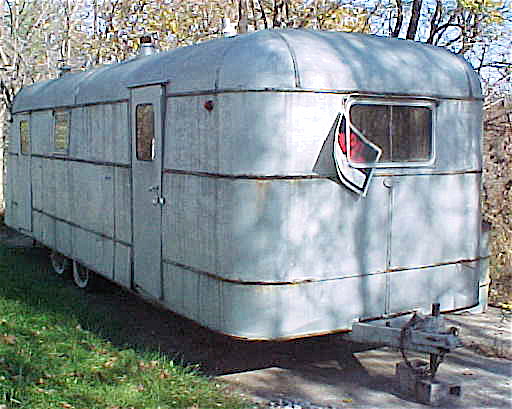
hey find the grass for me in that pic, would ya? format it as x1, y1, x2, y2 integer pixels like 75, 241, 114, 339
0, 246, 250, 409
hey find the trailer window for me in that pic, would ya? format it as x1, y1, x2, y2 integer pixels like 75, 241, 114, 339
136, 104, 155, 161
20, 120, 30, 155
54, 111, 70, 153
349, 103, 432, 164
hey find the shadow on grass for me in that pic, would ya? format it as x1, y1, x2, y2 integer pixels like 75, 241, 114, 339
0, 245, 373, 377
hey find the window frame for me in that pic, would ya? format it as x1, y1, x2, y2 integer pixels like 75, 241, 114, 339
135, 103, 155, 161
53, 109, 71, 155
346, 98, 436, 168
20, 119, 30, 155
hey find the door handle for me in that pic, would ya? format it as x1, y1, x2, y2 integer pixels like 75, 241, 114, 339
152, 196, 165, 206
148, 185, 160, 192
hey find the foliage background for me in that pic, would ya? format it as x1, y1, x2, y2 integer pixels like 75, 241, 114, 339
0, 0, 511, 303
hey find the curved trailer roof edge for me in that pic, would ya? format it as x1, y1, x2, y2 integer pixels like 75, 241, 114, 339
12, 29, 482, 113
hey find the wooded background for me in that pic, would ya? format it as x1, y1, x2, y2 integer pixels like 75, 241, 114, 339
1, 0, 511, 303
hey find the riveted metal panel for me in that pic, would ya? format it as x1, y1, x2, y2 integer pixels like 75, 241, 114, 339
4, 155, 15, 228
388, 263, 479, 314
8, 118, 19, 154
30, 110, 52, 155
31, 211, 42, 242
162, 174, 389, 283
55, 220, 72, 257
114, 167, 132, 244
165, 92, 342, 175
112, 102, 130, 165
162, 262, 186, 317
42, 158, 56, 215
162, 173, 217, 275
218, 274, 387, 340
217, 31, 296, 90
278, 30, 480, 98
54, 160, 72, 221
390, 173, 480, 269
69, 107, 88, 160
434, 100, 483, 171
13, 30, 481, 114
31, 157, 43, 211
162, 262, 222, 332
114, 243, 131, 288
39, 212, 56, 248
72, 226, 114, 279
70, 162, 114, 237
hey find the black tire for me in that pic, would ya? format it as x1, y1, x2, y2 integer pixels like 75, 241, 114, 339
50, 251, 70, 276
72, 260, 95, 290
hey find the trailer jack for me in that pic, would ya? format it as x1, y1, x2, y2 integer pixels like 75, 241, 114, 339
347, 304, 463, 406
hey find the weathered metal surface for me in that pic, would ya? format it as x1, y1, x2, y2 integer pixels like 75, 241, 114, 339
71, 226, 114, 279
11, 30, 481, 114
114, 167, 132, 244
162, 174, 389, 282
389, 173, 480, 269
70, 161, 114, 237
114, 243, 131, 288
8, 115, 32, 232
131, 85, 164, 299
5, 29, 485, 340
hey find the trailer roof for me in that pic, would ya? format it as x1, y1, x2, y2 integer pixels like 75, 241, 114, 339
12, 29, 481, 113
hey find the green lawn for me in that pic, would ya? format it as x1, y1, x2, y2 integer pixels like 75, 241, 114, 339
0, 246, 249, 409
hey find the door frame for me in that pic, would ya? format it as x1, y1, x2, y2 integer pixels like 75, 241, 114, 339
130, 84, 166, 299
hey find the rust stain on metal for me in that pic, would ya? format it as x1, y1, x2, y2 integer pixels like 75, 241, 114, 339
164, 257, 485, 287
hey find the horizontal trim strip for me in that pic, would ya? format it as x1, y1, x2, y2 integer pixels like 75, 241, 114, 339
12, 90, 481, 114
33, 208, 132, 248
163, 257, 483, 286
163, 169, 329, 180
12, 98, 129, 115
375, 169, 482, 177
165, 88, 483, 102
163, 168, 482, 180
31, 153, 130, 169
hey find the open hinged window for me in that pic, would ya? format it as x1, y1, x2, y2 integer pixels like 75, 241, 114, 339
333, 98, 435, 196
346, 99, 435, 168
54, 110, 70, 154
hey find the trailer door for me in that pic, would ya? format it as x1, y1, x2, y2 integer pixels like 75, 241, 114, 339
11, 115, 32, 232
131, 85, 165, 299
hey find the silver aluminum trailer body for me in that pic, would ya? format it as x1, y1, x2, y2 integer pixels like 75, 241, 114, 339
6, 30, 485, 340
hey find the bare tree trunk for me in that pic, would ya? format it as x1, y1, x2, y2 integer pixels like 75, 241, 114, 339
238, 0, 248, 33
406, 0, 423, 40
390, 0, 403, 37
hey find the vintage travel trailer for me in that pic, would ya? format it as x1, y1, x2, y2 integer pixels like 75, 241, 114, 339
6, 29, 487, 341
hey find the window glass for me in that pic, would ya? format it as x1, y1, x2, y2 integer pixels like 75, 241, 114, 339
136, 104, 155, 161
349, 103, 432, 164
54, 111, 70, 153
350, 105, 391, 161
20, 120, 30, 155
392, 106, 432, 162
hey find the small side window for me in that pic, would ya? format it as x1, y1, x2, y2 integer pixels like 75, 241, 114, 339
54, 111, 70, 153
20, 120, 30, 155
136, 104, 155, 161
348, 101, 433, 166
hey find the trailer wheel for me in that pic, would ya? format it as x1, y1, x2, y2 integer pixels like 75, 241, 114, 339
73, 261, 94, 289
50, 251, 70, 276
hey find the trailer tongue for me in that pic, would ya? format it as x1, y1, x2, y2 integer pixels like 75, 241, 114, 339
346, 303, 463, 406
